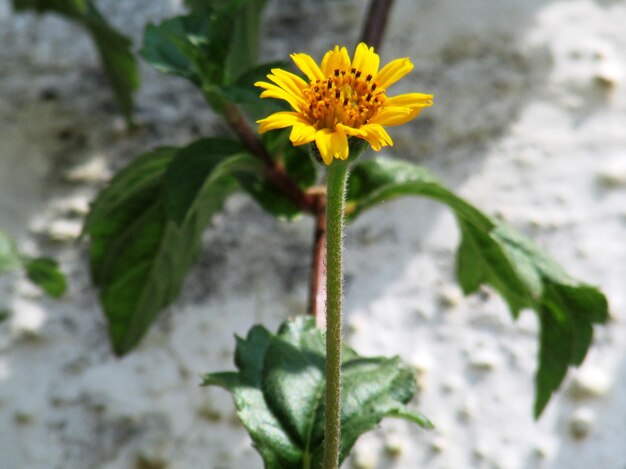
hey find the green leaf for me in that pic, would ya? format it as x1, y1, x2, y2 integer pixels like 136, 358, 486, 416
0, 230, 22, 275
203, 316, 431, 468
24, 257, 67, 298
346, 157, 609, 418
140, 10, 234, 89
232, 129, 318, 221
163, 138, 259, 225
141, 1, 270, 111
222, 0, 268, 83
13, 0, 139, 124
262, 129, 318, 190
1, 229, 67, 298
83, 142, 256, 355
183, 0, 270, 82
221, 61, 291, 119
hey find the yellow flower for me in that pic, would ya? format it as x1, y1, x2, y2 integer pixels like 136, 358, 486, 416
255, 43, 433, 165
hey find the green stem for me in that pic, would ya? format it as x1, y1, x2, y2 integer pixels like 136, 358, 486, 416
323, 160, 350, 469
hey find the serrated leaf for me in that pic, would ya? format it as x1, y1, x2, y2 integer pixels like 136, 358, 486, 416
84, 144, 246, 355
13, 0, 139, 123
203, 316, 431, 468
346, 157, 608, 417
24, 257, 67, 298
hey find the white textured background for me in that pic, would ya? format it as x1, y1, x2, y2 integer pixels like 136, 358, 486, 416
1, 0, 626, 468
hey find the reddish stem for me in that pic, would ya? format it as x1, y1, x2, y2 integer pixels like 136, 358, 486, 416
222, 103, 317, 214
360, 0, 396, 50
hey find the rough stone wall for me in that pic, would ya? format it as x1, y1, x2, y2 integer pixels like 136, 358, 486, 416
1, 0, 625, 468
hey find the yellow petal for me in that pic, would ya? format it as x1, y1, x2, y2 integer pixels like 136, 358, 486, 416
374, 57, 414, 89
257, 111, 310, 133
290, 53, 325, 82
315, 128, 348, 164
351, 42, 380, 78
320, 45, 351, 76
255, 81, 304, 111
289, 122, 317, 145
267, 68, 308, 96
385, 92, 434, 109
355, 124, 393, 151
368, 107, 413, 126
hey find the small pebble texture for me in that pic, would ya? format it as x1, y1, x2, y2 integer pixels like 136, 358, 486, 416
1, 0, 626, 468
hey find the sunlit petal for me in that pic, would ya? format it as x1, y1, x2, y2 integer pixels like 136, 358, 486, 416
256, 44, 432, 164
321, 46, 351, 76
386, 92, 434, 108
289, 122, 317, 145
351, 42, 380, 78
369, 107, 413, 126
374, 58, 414, 89
267, 68, 308, 96
357, 124, 393, 151
291, 53, 325, 82
255, 81, 304, 111
257, 111, 310, 133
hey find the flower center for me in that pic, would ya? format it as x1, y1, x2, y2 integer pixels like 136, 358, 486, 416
302, 67, 386, 130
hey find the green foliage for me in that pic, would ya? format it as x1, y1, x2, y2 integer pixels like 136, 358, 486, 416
83, 139, 289, 354
184, 0, 267, 81
346, 158, 609, 417
0, 230, 22, 275
234, 130, 319, 221
203, 317, 431, 468
24, 257, 67, 298
222, 61, 291, 118
140, 11, 232, 88
84, 144, 244, 354
163, 139, 258, 225
140, 0, 270, 112
0, 229, 67, 298
13, 0, 139, 123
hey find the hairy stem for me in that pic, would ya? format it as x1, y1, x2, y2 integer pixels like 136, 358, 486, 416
360, 0, 396, 50
323, 161, 350, 469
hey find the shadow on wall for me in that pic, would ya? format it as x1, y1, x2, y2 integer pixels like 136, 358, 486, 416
339, 0, 556, 326
389, 0, 554, 179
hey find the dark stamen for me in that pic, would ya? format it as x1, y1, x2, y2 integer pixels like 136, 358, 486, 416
343, 98, 349, 106
366, 94, 372, 101
334, 69, 340, 77
366, 74, 372, 81
371, 83, 377, 91
355, 71, 362, 78
335, 90, 340, 99
351, 67, 356, 74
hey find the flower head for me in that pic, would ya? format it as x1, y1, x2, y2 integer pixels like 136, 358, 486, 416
255, 43, 433, 165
